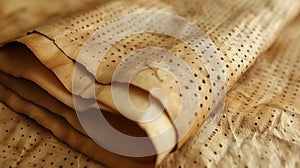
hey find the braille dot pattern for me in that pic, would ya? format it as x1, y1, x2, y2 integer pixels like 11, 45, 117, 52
0, 0, 299, 167
159, 15, 300, 168
0, 102, 104, 168
34, 0, 300, 147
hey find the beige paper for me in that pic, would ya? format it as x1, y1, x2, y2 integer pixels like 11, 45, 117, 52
0, 102, 106, 168
0, 0, 300, 167
160, 14, 300, 168
0, 0, 109, 44
0, 84, 154, 168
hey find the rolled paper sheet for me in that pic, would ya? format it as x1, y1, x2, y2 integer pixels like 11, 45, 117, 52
0, 42, 112, 112
0, 84, 155, 168
0, 42, 176, 165
0, 0, 300, 167
0, 71, 85, 134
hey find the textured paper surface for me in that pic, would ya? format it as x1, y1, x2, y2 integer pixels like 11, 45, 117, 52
0, 102, 106, 168
160, 15, 300, 168
0, 0, 300, 167
0, 0, 109, 44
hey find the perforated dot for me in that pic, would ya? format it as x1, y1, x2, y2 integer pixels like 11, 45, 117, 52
159, 5, 300, 167
0, 102, 102, 167
0, 0, 299, 167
